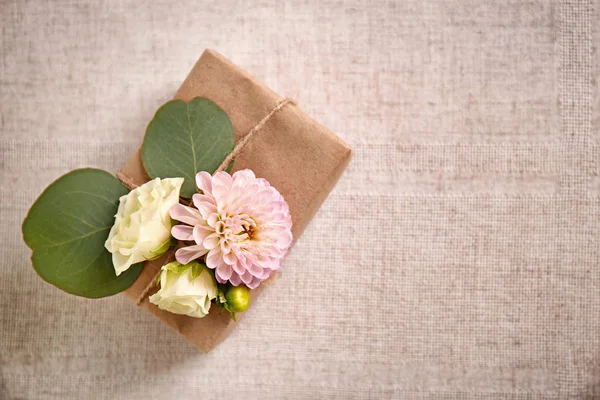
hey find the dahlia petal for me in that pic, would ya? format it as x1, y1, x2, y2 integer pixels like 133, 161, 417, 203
203, 233, 221, 250
214, 221, 226, 234
242, 252, 257, 266
247, 263, 264, 277
223, 251, 236, 265
192, 193, 214, 205
231, 260, 246, 275
254, 255, 273, 270
263, 246, 284, 258
206, 247, 223, 269
207, 213, 219, 227
233, 169, 256, 182
232, 171, 256, 191
234, 252, 248, 270
192, 195, 218, 220
212, 172, 233, 199
246, 277, 263, 289
213, 171, 233, 188
277, 231, 294, 248
216, 264, 232, 281
193, 225, 213, 245
171, 225, 194, 241
175, 245, 207, 264
229, 273, 242, 286
170, 204, 203, 226
220, 239, 232, 254
258, 268, 272, 279
195, 171, 213, 193
255, 176, 270, 187
269, 259, 282, 271
240, 270, 253, 284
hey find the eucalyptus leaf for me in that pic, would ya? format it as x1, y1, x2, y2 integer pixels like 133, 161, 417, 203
141, 97, 235, 198
22, 168, 143, 298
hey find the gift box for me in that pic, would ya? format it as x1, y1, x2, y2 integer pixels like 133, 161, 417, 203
118, 50, 352, 352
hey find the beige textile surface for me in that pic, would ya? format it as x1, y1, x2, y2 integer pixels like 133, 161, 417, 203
1, 0, 599, 398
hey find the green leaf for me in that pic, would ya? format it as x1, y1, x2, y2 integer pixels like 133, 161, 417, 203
148, 239, 171, 260
213, 286, 236, 320
163, 261, 183, 274
141, 97, 235, 198
189, 262, 201, 280
22, 169, 143, 298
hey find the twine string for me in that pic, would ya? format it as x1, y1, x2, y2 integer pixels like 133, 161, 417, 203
116, 171, 139, 191
126, 97, 295, 305
214, 97, 295, 173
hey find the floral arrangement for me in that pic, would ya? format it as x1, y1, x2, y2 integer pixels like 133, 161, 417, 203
22, 97, 293, 320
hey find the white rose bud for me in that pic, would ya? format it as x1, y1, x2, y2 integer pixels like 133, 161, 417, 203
105, 177, 183, 276
149, 261, 217, 318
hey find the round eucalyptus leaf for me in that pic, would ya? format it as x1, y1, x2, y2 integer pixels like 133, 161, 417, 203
141, 97, 235, 198
22, 169, 143, 298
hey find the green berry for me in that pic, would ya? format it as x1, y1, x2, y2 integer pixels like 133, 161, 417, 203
225, 285, 251, 313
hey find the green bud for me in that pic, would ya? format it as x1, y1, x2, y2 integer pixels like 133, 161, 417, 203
225, 285, 251, 313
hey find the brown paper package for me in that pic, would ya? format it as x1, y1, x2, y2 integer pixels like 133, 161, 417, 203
121, 49, 352, 352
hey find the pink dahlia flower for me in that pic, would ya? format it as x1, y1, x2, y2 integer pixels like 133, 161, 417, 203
170, 170, 293, 289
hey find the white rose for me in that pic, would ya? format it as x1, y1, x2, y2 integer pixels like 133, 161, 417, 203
149, 261, 217, 318
105, 177, 183, 276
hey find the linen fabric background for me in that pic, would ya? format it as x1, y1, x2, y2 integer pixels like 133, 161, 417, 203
1, 0, 599, 398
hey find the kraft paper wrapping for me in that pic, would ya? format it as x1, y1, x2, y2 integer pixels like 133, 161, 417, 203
121, 49, 352, 352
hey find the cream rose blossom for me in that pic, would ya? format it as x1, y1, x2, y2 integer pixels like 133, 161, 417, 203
149, 261, 217, 318
105, 177, 183, 276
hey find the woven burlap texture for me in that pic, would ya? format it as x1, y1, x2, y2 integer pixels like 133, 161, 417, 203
1, 0, 599, 398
